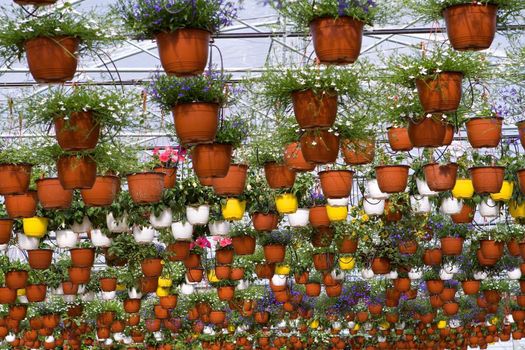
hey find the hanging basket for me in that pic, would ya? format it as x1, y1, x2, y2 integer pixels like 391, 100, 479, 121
80, 175, 120, 207
171, 102, 218, 145
5, 191, 38, 218
27, 249, 53, 270
300, 129, 340, 164
319, 170, 354, 199
153, 166, 177, 189
191, 143, 232, 178
387, 127, 413, 151
24, 36, 79, 83
309, 17, 364, 64
341, 139, 375, 165
443, 4, 497, 51
264, 162, 296, 189
284, 142, 315, 172
0, 163, 32, 195
407, 117, 447, 147
155, 29, 210, 76
469, 166, 505, 194
57, 155, 97, 190
422, 163, 458, 192
54, 112, 100, 151
375, 165, 410, 193
415, 72, 463, 113
291, 89, 337, 129
465, 117, 503, 148
127, 172, 165, 204
36, 177, 73, 209
212, 164, 248, 196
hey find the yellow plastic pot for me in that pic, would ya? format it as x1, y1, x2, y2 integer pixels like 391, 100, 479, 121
353, 323, 360, 331
156, 287, 169, 297
17, 288, 25, 296
490, 181, 513, 201
116, 284, 126, 292
275, 264, 291, 275
207, 270, 220, 283
221, 198, 246, 221
338, 256, 355, 270
509, 201, 525, 219
227, 325, 236, 333
437, 320, 447, 329
310, 320, 319, 329
275, 193, 298, 214
158, 277, 172, 288
22, 217, 49, 238
327, 205, 348, 222
379, 321, 390, 330
452, 179, 474, 199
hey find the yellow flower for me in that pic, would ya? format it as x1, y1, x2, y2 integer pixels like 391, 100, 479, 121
310, 320, 319, 329
361, 214, 369, 222
17, 288, 25, 296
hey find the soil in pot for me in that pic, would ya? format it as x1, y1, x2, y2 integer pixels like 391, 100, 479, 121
191, 143, 232, 178
0, 163, 32, 195
375, 165, 410, 193
155, 29, 210, 76
423, 163, 458, 191
264, 162, 296, 189
387, 127, 413, 151
5, 191, 38, 218
415, 72, 463, 113
443, 4, 497, 51
407, 117, 447, 147
291, 89, 337, 129
24, 36, 79, 83
309, 17, 364, 64
57, 155, 97, 190
319, 170, 354, 198
466, 117, 503, 148
171, 102, 218, 145
36, 178, 73, 209
127, 172, 165, 204
300, 130, 340, 164
212, 164, 247, 196
54, 112, 100, 151
469, 166, 504, 194
342, 139, 375, 165
80, 175, 120, 207
284, 142, 315, 172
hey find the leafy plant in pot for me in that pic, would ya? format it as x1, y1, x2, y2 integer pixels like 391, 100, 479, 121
268, 0, 383, 63
249, 138, 297, 190
0, 5, 118, 83
430, 214, 471, 256
115, 0, 240, 76
0, 143, 40, 196
275, 116, 315, 172
373, 149, 410, 194
336, 116, 376, 166
245, 172, 280, 232
260, 230, 292, 264
230, 224, 257, 256
387, 46, 488, 113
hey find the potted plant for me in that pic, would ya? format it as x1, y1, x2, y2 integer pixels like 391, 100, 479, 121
431, 215, 471, 256
336, 117, 376, 166
374, 150, 410, 194
230, 224, 257, 256
469, 152, 505, 194
0, 144, 38, 196
245, 173, 279, 232
260, 230, 292, 264
0, 5, 117, 82
269, 0, 382, 63
148, 72, 231, 146
387, 47, 488, 113
464, 99, 503, 149
115, 0, 240, 76
275, 117, 315, 172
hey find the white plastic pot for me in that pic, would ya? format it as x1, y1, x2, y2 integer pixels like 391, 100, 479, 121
149, 208, 173, 229
449, 320, 461, 328
209, 221, 231, 236
81, 291, 95, 302
0, 244, 7, 252
327, 197, 349, 207
18, 295, 28, 304
180, 283, 195, 295
90, 229, 112, 248
473, 271, 488, 280
361, 268, 374, 279
113, 333, 124, 342
330, 269, 345, 281
45, 336, 55, 344
56, 230, 79, 249
363, 197, 385, 216
287, 208, 309, 227
366, 179, 390, 200
17, 232, 39, 250
440, 197, 463, 215
236, 280, 250, 291
416, 178, 438, 196
171, 221, 193, 241
127, 288, 142, 299
508, 268, 522, 280
186, 205, 210, 225
408, 268, 422, 280
410, 195, 431, 213
106, 212, 129, 233
63, 294, 75, 303
442, 263, 459, 274
479, 198, 499, 218
70, 216, 92, 233
439, 270, 454, 280
271, 274, 287, 286
132, 226, 156, 243
101, 291, 116, 300
5, 333, 16, 342
387, 270, 398, 280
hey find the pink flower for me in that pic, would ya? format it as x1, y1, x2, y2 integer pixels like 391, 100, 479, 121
218, 237, 232, 248
153, 147, 160, 155
195, 236, 211, 249
159, 151, 170, 163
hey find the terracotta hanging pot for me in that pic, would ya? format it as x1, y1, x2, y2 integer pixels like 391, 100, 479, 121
54, 112, 100, 151
442, 124, 455, 145
371, 257, 391, 274
440, 237, 464, 256
465, 117, 503, 148
127, 172, 165, 204
305, 282, 321, 297
186, 268, 204, 282
291, 89, 337, 129
24, 36, 79, 83
0, 163, 32, 195
153, 167, 176, 189
0, 219, 13, 244
337, 237, 358, 254
312, 253, 335, 271
375, 165, 410, 193
426, 279, 445, 295
461, 280, 480, 295
263, 244, 286, 263
25, 284, 46, 302
300, 129, 340, 164
36, 178, 73, 209
68, 267, 91, 284
123, 299, 141, 313
5, 270, 29, 289
27, 249, 53, 269
443, 4, 497, 51
387, 127, 413, 151
167, 241, 190, 261
398, 240, 418, 254
309, 17, 364, 64
312, 226, 333, 247
284, 142, 315, 172
252, 212, 279, 232
508, 239, 521, 257
423, 163, 458, 191
0, 287, 16, 304
155, 29, 210, 76
450, 203, 475, 223
171, 102, 218, 145
264, 162, 296, 189
141, 258, 164, 277
423, 248, 442, 266
232, 235, 256, 255
319, 170, 354, 199
70, 248, 95, 267
415, 72, 463, 113
341, 139, 375, 165
480, 239, 504, 260
183, 253, 201, 269
5, 191, 38, 218
469, 166, 504, 194
217, 286, 235, 301
192, 143, 232, 178
407, 117, 447, 147
80, 175, 120, 206
57, 155, 97, 190
215, 248, 234, 265
212, 164, 248, 196
309, 206, 330, 228
99, 278, 117, 292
